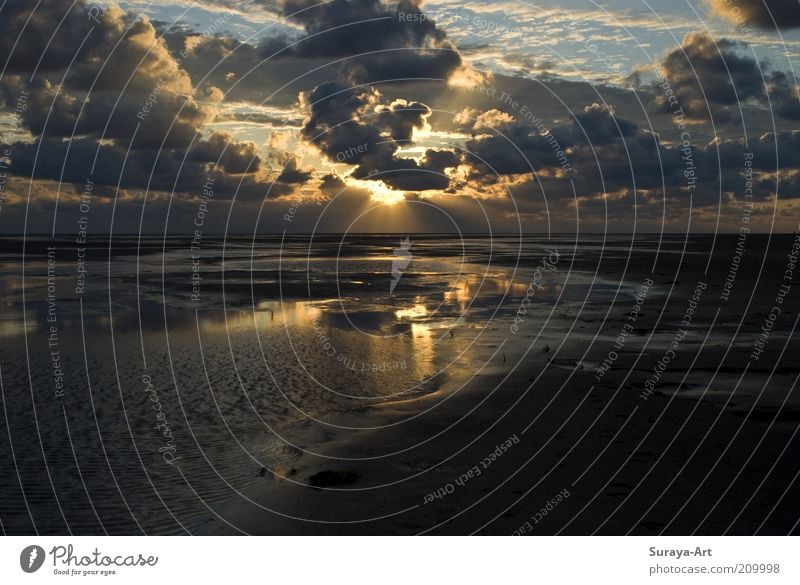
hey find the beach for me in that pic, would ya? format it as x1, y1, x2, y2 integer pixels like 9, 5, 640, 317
1, 234, 798, 535
202, 234, 800, 535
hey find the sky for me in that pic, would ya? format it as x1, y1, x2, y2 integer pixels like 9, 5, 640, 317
1, 0, 800, 234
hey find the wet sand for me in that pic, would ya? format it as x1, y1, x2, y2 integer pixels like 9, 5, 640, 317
2, 234, 798, 535
206, 234, 800, 535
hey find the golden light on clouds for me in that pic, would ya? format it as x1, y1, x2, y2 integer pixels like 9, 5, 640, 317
345, 177, 406, 205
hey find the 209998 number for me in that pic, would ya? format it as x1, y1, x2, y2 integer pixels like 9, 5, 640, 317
736, 563, 780, 574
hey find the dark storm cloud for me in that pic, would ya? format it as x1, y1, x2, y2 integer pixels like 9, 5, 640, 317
0, 0, 103, 73
300, 81, 457, 190
766, 70, 800, 120
319, 172, 347, 192
281, 0, 445, 56
757, 170, 800, 199
276, 155, 313, 184
342, 48, 462, 85
1, 76, 209, 151
458, 99, 798, 205
189, 131, 261, 174
264, 0, 463, 84
462, 103, 636, 176
0, 0, 210, 148
375, 99, 432, 141
159, 33, 326, 108
650, 32, 799, 122
465, 126, 560, 176
351, 148, 457, 190
301, 81, 392, 163
652, 33, 764, 120
567, 132, 689, 193
715, 130, 800, 198
708, 0, 800, 30
0, 0, 300, 200
572, 103, 640, 145
6, 135, 293, 200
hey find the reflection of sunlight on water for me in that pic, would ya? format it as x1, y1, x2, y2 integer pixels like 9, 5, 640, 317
196, 299, 444, 395
0, 319, 35, 337
443, 278, 471, 304
275, 298, 445, 392
444, 272, 530, 307
197, 301, 325, 332
394, 303, 428, 320
408, 322, 435, 381
86, 243, 552, 401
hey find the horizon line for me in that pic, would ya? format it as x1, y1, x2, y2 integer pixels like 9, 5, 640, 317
1, 231, 797, 237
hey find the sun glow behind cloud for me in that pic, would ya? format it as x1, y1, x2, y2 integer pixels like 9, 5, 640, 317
345, 177, 407, 205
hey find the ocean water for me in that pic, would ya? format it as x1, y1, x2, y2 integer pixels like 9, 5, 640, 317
0, 233, 794, 534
